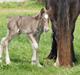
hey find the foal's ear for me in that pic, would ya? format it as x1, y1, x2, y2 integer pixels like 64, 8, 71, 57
34, 8, 47, 20
40, 8, 46, 15
34, 8, 45, 20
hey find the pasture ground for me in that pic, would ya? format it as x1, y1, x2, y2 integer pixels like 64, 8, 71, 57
0, 0, 80, 75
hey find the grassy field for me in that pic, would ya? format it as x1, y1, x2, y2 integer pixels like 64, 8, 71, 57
0, 0, 80, 75
0, 0, 43, 10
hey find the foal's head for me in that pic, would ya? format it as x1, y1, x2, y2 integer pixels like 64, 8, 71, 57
35, 8, 49, 32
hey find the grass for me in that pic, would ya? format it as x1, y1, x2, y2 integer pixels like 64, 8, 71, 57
0, 0, 80, 75
0, 0, 43, 10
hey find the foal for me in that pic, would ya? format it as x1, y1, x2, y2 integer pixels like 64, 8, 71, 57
0, 8, 49, 67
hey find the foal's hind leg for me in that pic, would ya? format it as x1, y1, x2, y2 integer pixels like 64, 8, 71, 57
0, 29, 19, 64
0, 32, 10, 63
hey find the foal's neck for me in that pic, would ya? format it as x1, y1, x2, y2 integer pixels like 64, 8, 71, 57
37, 18, 44, 33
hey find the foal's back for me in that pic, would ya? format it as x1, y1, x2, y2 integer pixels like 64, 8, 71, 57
8, 16, 39, 34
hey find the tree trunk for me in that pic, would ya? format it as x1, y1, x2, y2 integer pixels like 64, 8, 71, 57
48, 0, 73, 67
46, 0, 79, 67
47, 31, 76, 62
55, 29, 73, 67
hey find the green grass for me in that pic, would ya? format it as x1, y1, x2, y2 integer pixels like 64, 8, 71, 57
0, 0, 80, 75
0, 0, 43, 10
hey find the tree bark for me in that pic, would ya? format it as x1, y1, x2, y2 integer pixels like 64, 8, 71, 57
47, 31, 76, 62
46, 0, 79, 67
55, 29, 73, 67
48, 0, 73, 67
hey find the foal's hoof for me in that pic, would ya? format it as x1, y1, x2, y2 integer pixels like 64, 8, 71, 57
6, 61, 11, 65
31, 62, 43, 68
6, 59, 11, 65
54, 62, 59, 67
54, 62, 57, 67
37, 64, 43, 68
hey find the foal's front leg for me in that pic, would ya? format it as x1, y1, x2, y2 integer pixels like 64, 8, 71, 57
28, 34, 42, 67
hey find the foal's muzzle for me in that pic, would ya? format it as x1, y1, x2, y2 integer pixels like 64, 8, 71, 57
44, 27, 49, 32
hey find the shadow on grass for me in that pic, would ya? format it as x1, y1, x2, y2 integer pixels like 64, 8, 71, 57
11, 57, 31, 64
74, 52, 80, 66
0, 57, 34, 71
